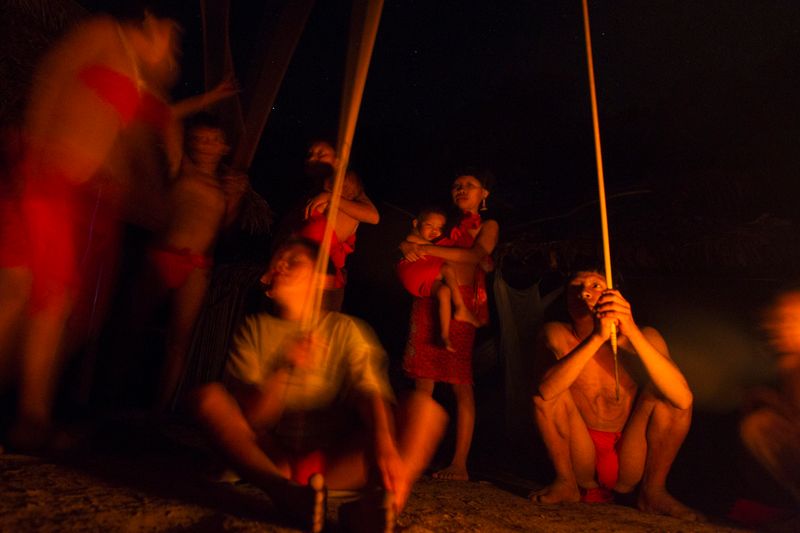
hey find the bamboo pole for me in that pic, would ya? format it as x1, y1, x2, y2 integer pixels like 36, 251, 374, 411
581, 0, 620, 400
302, 0, 384, 330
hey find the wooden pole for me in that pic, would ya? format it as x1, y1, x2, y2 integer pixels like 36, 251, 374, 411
581, 0, 620, 400
302, 0, 384, 330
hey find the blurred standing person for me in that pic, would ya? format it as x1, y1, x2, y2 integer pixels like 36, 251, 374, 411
151, 113, 240, 411
740, 287, 800, 503
0, 7, 181, 450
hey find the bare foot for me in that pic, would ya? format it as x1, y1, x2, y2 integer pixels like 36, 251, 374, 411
432, 464, 469, 481
271, 473, 327, 533
528, 479, 581, 504
638, 487, 705, 522
453, 305, 482, 327
339, 489, 396, 533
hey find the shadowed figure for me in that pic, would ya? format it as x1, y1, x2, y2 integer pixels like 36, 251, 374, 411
740, 288, 800, 504
530, 267, 701, 521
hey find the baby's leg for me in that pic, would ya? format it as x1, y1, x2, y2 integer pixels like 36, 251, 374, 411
440, 263, 481, 327
433, 281, 455, 351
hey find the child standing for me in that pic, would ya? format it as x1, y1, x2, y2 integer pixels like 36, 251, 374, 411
397, 207, 481, 351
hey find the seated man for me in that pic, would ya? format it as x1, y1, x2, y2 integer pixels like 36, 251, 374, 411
530, 265, 700, 521
192, 238, 446, 533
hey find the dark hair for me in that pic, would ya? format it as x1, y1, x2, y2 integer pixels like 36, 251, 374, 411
274, 237, 336, 276
566, 255, 624, 291
454, 166, 495, 192
306, 137, 337, 154
415, 205, 448, 223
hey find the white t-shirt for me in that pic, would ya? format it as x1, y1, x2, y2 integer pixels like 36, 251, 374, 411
225, 311, 393, 451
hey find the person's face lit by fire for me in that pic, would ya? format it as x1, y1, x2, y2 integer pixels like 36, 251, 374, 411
306, 142, 336, 166
413, 212, 446, 242
451, 175, 488, 213
305, 141, 337, 180
260, 244, 316, 305
567, 271, 607, 321
763, 291, 800, 356
187, 126, 228, 167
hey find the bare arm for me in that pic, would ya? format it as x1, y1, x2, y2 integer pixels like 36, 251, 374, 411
305, 191, 380, 224
171, 78, 238, 119
400, 219, 499, 264
596, 290, 693, 410
537, 322, 607, 401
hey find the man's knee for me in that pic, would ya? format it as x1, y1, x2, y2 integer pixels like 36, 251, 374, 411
740, 408, 777, 450
643, 386, 693, 422
190, 382, 229, 421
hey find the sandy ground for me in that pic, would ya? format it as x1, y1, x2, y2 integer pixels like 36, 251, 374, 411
1, 417, 789, 533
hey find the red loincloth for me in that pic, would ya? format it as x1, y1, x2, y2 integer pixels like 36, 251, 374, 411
149, 246, 213, 289
288, 449, 328, 485
588, 427, 622, 491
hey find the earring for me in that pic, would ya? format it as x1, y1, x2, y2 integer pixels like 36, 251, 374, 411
480, 197, 488, 211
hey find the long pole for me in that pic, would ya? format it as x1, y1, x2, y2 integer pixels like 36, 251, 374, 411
302, 0, 384, 330
581, 0, 620, 400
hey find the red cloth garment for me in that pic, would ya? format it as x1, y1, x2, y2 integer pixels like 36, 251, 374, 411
79, 65, 171, 130
403, 285, 479, 385
288, 449, 328, 485
587, 427, 622, 490
397, 255, 445, 297
402, 212, 491, 384
396, 235, 453, 298
149, 246, 213, 289
297, 209, 356, 289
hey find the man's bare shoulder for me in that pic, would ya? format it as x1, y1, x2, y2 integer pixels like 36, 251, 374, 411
640, 325, 669, 353
540, 321, 575, 359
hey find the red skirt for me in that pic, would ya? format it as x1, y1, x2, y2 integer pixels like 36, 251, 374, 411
403, 285, 483, 385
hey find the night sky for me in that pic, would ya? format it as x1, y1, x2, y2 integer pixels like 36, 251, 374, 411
69, 0, 800, 262
224, 1, 800, 228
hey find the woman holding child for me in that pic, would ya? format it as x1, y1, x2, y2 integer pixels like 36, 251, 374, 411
399, 170, 499, 481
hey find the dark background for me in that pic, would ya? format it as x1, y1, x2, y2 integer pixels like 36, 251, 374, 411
5, 0, 800, 514
123, 0, 800, 229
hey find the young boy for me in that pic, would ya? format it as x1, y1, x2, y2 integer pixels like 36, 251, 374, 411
397, 208, 481, 351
